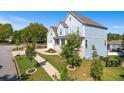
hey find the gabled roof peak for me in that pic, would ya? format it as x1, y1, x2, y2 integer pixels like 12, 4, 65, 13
50, 26, 57, 33
59, 21, 68, 28
69, 11, 107, 29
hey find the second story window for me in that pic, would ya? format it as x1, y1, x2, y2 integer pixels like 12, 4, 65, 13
105, 40, 106, 46
60, 30, 62, 35
85, 40, 88, 48
77, 27, 79, 33
51, 32, 52, 36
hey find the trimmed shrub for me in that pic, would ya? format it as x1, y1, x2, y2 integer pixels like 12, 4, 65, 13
105, 56, 121, 67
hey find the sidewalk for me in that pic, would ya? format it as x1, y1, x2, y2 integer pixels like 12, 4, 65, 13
34, 55, 60, 80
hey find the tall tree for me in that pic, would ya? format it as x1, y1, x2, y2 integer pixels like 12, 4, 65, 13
61, 34, 82, 68
122, 33, 124, 48
90, 45, 103, 81
107, 32, 122, 41
12, 31, 22, 46
20, 23, 48, 43
0, 23, 13, 42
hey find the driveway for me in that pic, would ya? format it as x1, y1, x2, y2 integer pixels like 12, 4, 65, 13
0, 45, 17, 81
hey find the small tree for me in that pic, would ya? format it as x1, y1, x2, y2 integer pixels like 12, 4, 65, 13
25, 44, 36, 62
92, 45, 98, 61
60, 65, 68, 81
61, 34, 82, 68
90, 62, 103, 80
90, 45, 103, 81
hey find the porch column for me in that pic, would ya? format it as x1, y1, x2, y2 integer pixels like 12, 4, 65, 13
65, 40, 67, 44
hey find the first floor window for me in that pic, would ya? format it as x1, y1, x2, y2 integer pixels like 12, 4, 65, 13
105, 40, 106, 46
60, 30, 62, 35
85, 40, 88, 48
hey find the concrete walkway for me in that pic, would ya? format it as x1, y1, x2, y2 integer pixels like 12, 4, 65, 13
12, 50, 60, 80
0, 46, 17, 81
34, 55, 60, 80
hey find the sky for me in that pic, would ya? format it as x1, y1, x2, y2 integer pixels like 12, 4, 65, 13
0, 11, 124, 34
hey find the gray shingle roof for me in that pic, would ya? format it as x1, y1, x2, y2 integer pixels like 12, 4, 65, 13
59, 21, 68, 28
50, 26, 57, 33
69, 12, 108, 29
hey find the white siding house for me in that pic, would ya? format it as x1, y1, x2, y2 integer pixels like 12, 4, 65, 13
47, 12, 108, 59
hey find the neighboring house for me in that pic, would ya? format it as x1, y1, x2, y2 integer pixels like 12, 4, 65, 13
47, 12, 108, 58
108, 40, 123, 52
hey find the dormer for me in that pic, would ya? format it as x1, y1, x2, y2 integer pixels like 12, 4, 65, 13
57, 21, 68, 36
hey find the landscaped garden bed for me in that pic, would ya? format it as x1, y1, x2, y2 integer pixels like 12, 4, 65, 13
16, 55, 52, 81
104, 56, 121, 67
26, 68, 37, 75
67, 65, 76, 71
45, 48, 56, 53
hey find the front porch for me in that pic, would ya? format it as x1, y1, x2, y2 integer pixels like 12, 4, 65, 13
53, 36, 68, 47
54, 36, 84, 46
53, 36, 85, 56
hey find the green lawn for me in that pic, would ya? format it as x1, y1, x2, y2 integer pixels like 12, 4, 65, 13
38, 53, 124, 81
38, 53, 65, 72
101, 57, 124, 81
38, 53, 93, 80
16, 55, 52, 81
68, 60, 93, 81
102, 67, 124, 81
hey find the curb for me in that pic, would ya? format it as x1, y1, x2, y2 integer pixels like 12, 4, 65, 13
11, 51, 21, 79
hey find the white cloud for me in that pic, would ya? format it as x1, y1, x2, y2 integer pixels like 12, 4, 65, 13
113, 25, 124, 28
0, 14, 30, 30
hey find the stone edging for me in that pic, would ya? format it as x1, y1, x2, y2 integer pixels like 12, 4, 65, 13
11, 51, 21, 78
67, 65, 76, 71
26, 68, 37, 75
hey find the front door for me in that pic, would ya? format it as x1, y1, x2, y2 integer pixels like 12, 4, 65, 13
61, 39, 65, 47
